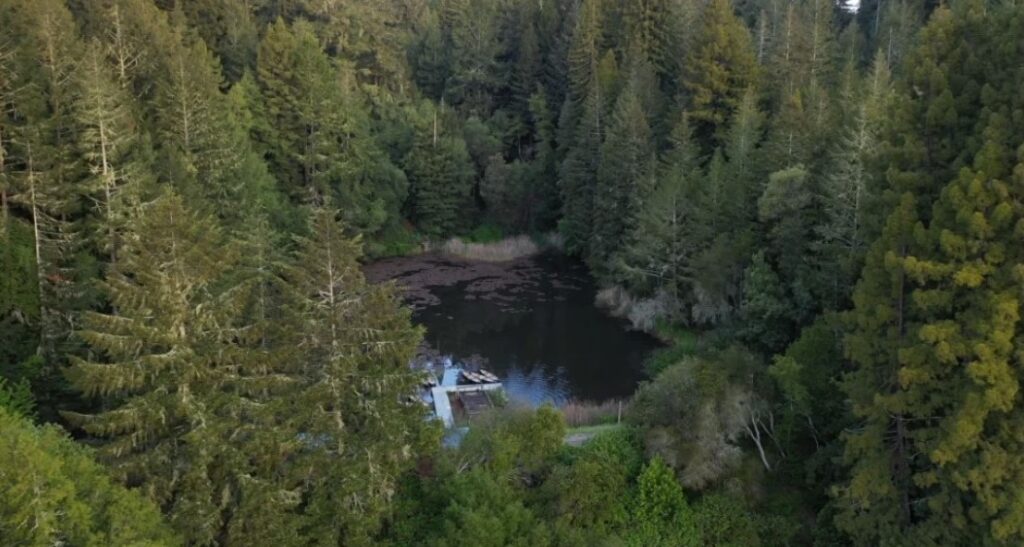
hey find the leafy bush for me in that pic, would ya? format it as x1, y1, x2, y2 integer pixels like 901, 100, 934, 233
367, 221, 423, 258
628, 457, 693, 546
0, 377, 35, 418
692, 492, 762, 546
0, 408, 178, 545
645, 322, 700, 376
465, 222, 505, 243
458, 405, 566, 475
630, 347, 768, 490
549, 427, 644, 534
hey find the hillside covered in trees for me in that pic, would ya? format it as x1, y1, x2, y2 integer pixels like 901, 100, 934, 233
2, 0, 1024, 545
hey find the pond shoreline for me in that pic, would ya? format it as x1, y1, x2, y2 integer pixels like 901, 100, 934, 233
365, 251, 662, 404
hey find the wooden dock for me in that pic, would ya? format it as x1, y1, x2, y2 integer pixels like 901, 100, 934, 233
430, 382, 503, 427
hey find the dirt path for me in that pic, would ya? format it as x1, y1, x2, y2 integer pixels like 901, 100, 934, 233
563, 424, 624, 446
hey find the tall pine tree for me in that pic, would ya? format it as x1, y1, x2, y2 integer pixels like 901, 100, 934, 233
684, 0, 757, 144
280, 207, 433, 544
591, 75, 655, 274
64, 190, 285, 544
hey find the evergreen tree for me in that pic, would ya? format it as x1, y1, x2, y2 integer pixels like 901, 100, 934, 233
892, 150, 1024, 543
859, 0, 926, 69
690, 148, 744, 324
255, 18, 323, 199
591, 78, 655, 273
409, 9, 450, 102
280, 207, 431, 544
816, 52, 892, 308
837, 193, 926, 544
0, 218, 40, 376
0, 6, 40, 375
511, 11, 542, 129
565, 0, 603, 106
0, 375, 35, 417
6, 0, 94, 414
0, 5, 18, 221
617, 115, 702, 306
739, 250, 793, 354
525, 88, 561, 230
759, 165, 815, 289
219, 72, 294, 234
73, 0, 185, 111
869, 4, 977, 232
153, 35, 291, 235
440, 0, 502, 115
63, 191, 278, 544
840, 7, 1024, 539
179, 0, 259, 83
761, 88, 814, 175
742, 165, 818, 352
684, 93, 765, 326
154, 37, 231, 187
720, 89, 765, 231
763, 0, 837, 101
629, 457, 693, 546
558, 84, 603, 255
402, 102, 474, 237
622, 0, 680, 87
256, 19, 404, 234
481, 155, 528, 230
684, 0, 757, 143
74, 41, 151, 267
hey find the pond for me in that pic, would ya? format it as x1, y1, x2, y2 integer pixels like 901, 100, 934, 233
365, 252, 661, 405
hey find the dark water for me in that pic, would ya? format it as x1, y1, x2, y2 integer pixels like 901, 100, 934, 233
396, 253, 661, 405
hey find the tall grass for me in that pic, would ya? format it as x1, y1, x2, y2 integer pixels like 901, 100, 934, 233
560, 399, 627, 427
440, 235, 540, 262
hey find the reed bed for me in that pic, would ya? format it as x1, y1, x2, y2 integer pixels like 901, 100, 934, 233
560, 399, 628, 428
440, 235, 540, 262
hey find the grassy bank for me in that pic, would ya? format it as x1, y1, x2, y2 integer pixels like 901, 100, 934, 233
644, 321, 701, 376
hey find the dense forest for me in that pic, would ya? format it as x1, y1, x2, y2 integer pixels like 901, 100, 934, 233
2, 0, 1024, 545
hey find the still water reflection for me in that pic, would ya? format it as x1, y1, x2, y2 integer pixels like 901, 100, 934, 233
371, 253, 661, 405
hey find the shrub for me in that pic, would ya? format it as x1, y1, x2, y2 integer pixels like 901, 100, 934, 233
465, 222, 505, 243
629, 348, 767, 490
0, 377, 34, 417
645, 323, 699, 376
0, 408, 178, 544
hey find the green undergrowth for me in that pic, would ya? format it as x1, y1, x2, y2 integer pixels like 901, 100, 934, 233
462, 222, 505, 243
367, 222, 423, 258
645, 321, 701, 376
